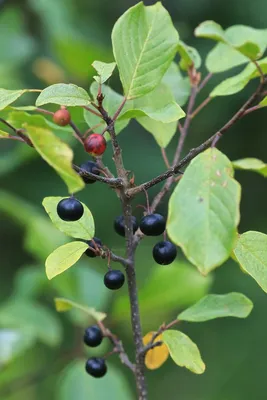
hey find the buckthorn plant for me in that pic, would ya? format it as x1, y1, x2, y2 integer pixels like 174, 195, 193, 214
1, 2, 267, 399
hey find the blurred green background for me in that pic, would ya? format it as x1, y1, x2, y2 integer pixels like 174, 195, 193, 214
0, 0, 267, 399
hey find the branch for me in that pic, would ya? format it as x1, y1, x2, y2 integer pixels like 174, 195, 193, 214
0, 118, 33, 147
148, 85, 198, 211
113, 97, 127, 121
72, 164, 123, 188
96, 92, 147, 399
161, 148, 170, 169
140, 319, 179, 356
82, 105, 103, 118
190, 96, 212, 119
97, 94, 127, 179
127, 77, 266, 198
198, 72, 213, 92
98, 321, 135, 372
69, 121, 84, 144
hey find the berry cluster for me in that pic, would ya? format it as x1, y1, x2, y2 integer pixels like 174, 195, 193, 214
57, 196, 177, 269
57, 200, 126, 290
53, 108, 107, 158
83, 325, 107, 378
114, 213, 177, 265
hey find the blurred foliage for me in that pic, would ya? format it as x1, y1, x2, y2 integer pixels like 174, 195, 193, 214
1, 0, 267, 399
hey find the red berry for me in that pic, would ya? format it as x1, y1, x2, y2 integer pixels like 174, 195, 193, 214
53, 109, 71, 126
84, 134, 107, 156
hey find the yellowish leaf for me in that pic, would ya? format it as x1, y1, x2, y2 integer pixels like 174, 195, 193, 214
143, 332, 169, 370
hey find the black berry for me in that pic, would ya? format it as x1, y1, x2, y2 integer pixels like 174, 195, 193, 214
153, 241, 177, 265
85, 357, 107, 378
79, 161, 100, 184
57, 198, 84, 221
140, 213, 166, 236
85, 237, 102, 258
114, 215, 139, 237
104, 270, 125, 290
84, 325, 103, 347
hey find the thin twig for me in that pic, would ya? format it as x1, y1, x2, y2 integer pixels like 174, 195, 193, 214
82, 105, 103, 118
190, 96, 212, 119
35, 107, 54, 116
0, 118, 18, 133
1, 135, 25, 143
72, 164, 123, 187
127, 76, 266, 198
161, 147, 170, 168
243, 105, 263, 115
83, 123, 104, 138
141, 319, 180, 356
98, 322, 135, 372
113, 97, 127, 121
150, 84, 198, 212
198, 72, 213, 92
69, 121, 84, 144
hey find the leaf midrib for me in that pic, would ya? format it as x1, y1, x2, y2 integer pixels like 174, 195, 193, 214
127, 7, 158, 98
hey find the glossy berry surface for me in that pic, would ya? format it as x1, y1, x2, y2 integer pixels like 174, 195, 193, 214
84, 134, 106, 156
153, 241, 177, 265
104, 270, 125, 290
140, 213, 166, 236
53, 109, 71, 126
84, 325, 103, 347
79, 161, 100, 184
85, 237, 102, 257
85, 357, 107, 378
57, 198, 84, 221
114, 215, 139, 237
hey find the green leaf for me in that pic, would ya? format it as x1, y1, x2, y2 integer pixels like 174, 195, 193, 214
178, 293, 253, 322
195, 21, 267, 60
84, 82, 129, 135
194, 20, 226, 42
0, 89, 27, 110
206, 43, 248, 74
0, 300, 62, 346
0, 329, 35, 366
232, 158, 267, 177
35, 83, 91, 107
210, 58, 267, 97
162, 330, 205, 374
7, 110, 73, 134
52, 264, 111, 327
92, 61, 116, 84
162, 62, 191, 107
10, 105, 37, 111
54, 298, 106, 322
136, 118, 177, 148
111, 2, 179, 99
42, 196, 95, 240
26, 125, 84, 193
167, 148, 241, 274
0, 129, 9, 138
177, 41, 201, 70
233, 231, 267, 293
112, 261, 213, 328
57, 361, 134, 400
121, 83, 185, 123
45, 241, 88, 280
